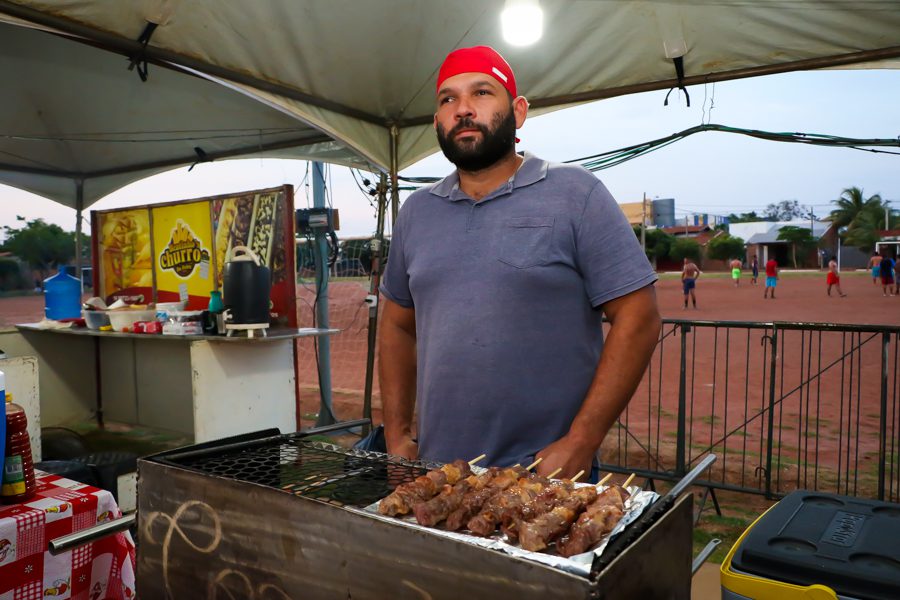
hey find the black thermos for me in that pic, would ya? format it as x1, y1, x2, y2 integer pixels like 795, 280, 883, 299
223, 246, 271, 325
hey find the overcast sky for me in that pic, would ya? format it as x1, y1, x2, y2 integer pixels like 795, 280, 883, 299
1, 68, 897, 240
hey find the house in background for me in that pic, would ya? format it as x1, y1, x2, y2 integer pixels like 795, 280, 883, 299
728, 220, 855, 269
875, 230, 900, 258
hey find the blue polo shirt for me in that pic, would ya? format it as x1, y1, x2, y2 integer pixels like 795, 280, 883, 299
381, 152, 657, 467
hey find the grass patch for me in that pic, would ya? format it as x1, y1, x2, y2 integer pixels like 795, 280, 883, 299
693, 511, 758, 564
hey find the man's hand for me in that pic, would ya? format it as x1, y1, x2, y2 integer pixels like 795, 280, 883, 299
534, 435, 595, 480
386, 435, 419, 461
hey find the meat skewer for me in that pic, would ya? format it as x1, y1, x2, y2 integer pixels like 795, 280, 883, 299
413, 467, 497, 527
378, 459, 472, 517
516, 486, 600, 552
500, 470, 587, 540
467, 473, 551, 536
417, 461, 536, 528
444, 465, 529, 531
556, 474, 636, 557
501, 471, 584, 542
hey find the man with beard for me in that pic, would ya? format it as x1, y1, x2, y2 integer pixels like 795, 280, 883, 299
378, 46, 660, 481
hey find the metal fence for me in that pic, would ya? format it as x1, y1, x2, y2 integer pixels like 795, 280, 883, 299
600, 319, 900, 502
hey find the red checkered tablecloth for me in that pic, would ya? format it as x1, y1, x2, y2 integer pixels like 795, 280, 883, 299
0, 472, 135, 600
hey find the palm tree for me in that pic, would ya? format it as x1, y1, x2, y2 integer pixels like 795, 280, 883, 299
844, 210, 883, 251
828, 187, 883, 229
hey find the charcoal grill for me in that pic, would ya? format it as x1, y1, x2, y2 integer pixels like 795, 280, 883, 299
138, 426, 694, 599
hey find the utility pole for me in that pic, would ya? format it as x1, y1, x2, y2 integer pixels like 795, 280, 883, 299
641, 192, 647, 253
808, 206, 818, 268
313, 161, 335, 427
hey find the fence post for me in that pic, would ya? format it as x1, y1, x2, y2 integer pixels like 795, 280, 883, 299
676, 323, 690, 477
879, 332, 890, 501
765, 327, 779, 499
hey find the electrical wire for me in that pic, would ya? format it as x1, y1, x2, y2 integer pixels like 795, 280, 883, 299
569, 124, 900, 171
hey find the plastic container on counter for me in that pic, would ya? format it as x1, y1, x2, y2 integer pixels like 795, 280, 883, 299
156, 301, 187, 322
107, 308, 157, 332
82, 309, 111, 330
162, 310, 205, 335
43, 266, 82, 320
2, 392, 36, 504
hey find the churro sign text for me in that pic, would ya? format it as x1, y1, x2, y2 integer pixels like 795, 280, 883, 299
159, 220, 210, 278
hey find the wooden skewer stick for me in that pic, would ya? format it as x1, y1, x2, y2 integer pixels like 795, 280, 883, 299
622, 473, 636, 489
596, 473, 613, 488
547, 467, 562, 479
525, 457, 543, 471
468, 454, 487, 466
570, 469, 585, 483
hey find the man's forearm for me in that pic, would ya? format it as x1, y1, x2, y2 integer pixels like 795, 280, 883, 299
568, 287, 661, 450
378, 321, 417, 445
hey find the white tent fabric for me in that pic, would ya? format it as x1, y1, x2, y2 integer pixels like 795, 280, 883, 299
1, 0, 899, 208
0, 18, 365, 208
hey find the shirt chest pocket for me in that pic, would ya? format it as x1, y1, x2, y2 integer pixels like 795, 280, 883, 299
497, 216, 555, 269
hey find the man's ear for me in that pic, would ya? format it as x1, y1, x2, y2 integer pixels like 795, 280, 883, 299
513, 95, 529, 128
433, 113, 438, 131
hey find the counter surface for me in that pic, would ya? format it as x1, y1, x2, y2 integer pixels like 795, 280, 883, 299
16, 323, 337, 343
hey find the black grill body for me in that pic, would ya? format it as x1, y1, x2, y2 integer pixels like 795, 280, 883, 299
137, 430, 692, 599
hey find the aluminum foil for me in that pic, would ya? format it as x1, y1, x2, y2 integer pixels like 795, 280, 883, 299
353, 484, 659, 578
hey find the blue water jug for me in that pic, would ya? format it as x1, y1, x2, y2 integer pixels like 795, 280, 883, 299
44, 266, 82, 320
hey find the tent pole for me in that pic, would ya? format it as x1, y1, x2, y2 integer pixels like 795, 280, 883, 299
362, 173, 388, 437
313, 161, 336, 426
75, 179, 84, 294
390, 125, 400, 224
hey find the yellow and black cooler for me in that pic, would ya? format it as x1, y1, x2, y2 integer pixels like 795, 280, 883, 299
721, 491, 900, 599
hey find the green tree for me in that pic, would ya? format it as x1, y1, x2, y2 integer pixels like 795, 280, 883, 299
843, 210, 884, 251
764, 200, 804, 221
1, 219, 79, 279
776, 225, 815, 268
0, 257, 26, 291
726, 211, 770, 224
706, 234, 745, 261
669, 238, 701, 262
828, 186, 896, 251
828, 186, 884, 229
632, 226, 674, 262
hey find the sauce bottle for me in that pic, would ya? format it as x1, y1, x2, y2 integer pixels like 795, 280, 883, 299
2, 392, 36, 504
0, 370, 5, 482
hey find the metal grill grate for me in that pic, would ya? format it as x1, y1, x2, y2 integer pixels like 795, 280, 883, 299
162, 439, 442, 508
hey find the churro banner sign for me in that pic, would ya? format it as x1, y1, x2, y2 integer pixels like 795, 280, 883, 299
152, 202, 214, 305
96, 208, 153, 305
92, 186, 296, 325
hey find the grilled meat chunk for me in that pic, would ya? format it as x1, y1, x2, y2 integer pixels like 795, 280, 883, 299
378, 459, 471, 517
516, 487, 599, 552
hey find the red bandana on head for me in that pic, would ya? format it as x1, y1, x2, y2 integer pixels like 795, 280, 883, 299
436, 46, 517, 98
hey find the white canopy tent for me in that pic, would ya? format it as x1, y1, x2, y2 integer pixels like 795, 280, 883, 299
2, 0, 900, 205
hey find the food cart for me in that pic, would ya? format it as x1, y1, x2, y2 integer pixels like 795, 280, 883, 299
137, 430, 701, 599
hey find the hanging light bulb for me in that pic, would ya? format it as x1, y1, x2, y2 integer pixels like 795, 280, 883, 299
501, 0, 543, 47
